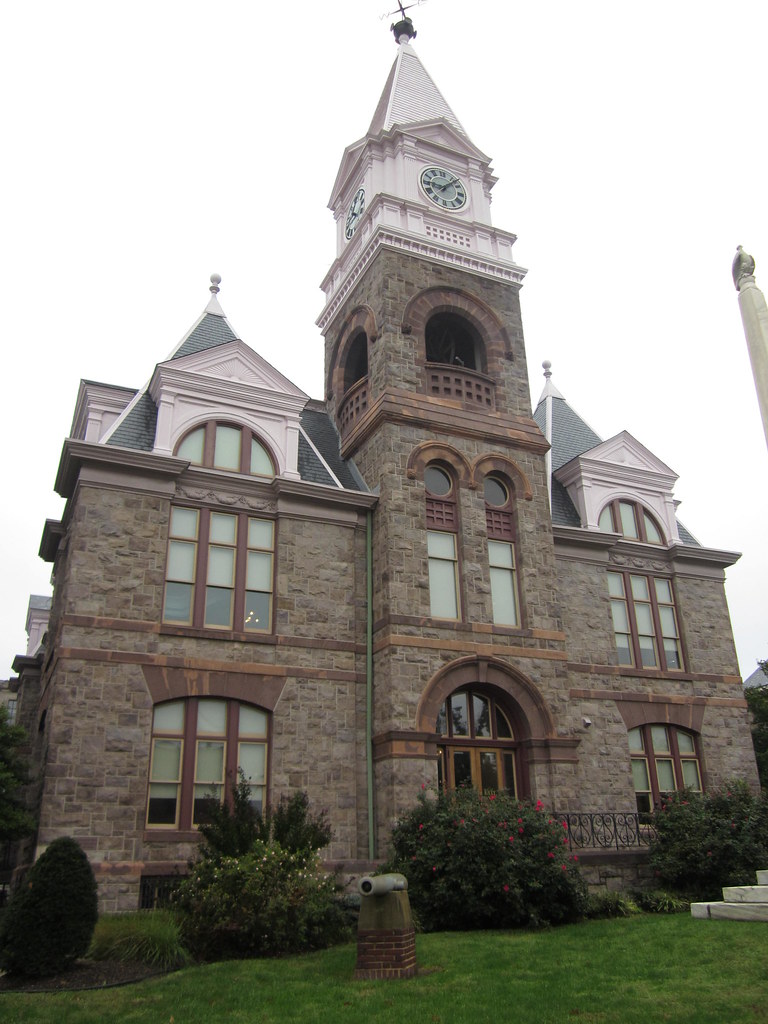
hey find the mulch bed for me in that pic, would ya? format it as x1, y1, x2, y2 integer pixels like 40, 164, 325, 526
0, 959, 169, 992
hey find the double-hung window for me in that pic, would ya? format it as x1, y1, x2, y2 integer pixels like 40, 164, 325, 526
163, 506, 274, 633
608, 571, 683, 670
425, 465, 460, 620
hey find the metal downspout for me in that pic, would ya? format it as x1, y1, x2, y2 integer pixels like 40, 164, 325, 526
366, 509, 375, 859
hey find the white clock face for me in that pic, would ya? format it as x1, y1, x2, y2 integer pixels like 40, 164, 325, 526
345, 187, 366, 239
420, 166, 467, 210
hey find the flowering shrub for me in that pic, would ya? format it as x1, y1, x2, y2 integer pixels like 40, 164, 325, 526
386, 789, 588, 930
649, 782, 768, 900
173, 840, 347, 961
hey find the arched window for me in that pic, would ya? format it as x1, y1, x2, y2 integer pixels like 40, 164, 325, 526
435, 689, 518, 796
484, 475, 520, 627
147, 698, 268, 829
425, 464, 460, 619
343, 331, 368, 393
628, 724, 702, 814
598, 500, 664, 545
176, 421, 275, 478
425, 312, 482, 370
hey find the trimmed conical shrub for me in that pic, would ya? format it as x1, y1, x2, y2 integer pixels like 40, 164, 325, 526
0, 837, 98, 977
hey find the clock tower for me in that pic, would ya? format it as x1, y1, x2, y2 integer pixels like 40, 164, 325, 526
319, 17, 573, 852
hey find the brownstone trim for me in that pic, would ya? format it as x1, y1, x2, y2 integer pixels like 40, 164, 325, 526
401, 285, 511, 369
374, 632, 568, 662
568, 665, 743, 685
340, 389, 549, 460
55, 647, 362, 684
470, 453, 533, 501
377, 614, 565, 642
569, 687, 747, 711
406, 441, 472, 487
416, 655, 557, 741
59, 614, 363, 654
142, 666, 288, 709
326, 304, 378, 402
522, 737, 581, 764
372, 730, 439, 761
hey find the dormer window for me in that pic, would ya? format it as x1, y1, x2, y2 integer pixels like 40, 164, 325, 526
598, 500, 664, 545
176, 422, 274, 478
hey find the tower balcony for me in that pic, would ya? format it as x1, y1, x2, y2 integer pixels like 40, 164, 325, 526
339, 377, 369, 437
425, 363, 496, 410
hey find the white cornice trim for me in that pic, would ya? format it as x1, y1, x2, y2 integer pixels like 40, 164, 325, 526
317, 222, 526, 331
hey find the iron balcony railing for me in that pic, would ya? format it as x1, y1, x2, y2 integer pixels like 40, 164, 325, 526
558, 812, 657, 851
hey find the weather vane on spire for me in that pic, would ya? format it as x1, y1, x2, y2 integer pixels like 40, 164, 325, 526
381, 0, 427, 42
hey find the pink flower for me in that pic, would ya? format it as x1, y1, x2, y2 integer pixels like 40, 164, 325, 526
489, 794, 496, 801
421, 783, 426, 790
535, 800, 544, 811
707, 851, 712, 857
547, 852, 555, 859
518, 827, 524, 834
503, 884, 509, 892
508, 836, 515, 843
432, 866, 437, 872
419, 824, 424, 830
561, 865, 567, 871
572, 855, 578, 862
562, 821, 569, 830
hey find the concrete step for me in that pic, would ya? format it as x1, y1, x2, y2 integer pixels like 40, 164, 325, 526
691, 901, 768, 921
721, 885, 768, 903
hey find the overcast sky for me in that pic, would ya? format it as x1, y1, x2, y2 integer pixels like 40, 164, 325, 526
2, 0, 766, 679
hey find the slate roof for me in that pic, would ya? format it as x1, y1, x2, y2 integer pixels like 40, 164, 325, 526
172, 312, 237, 360
533, 392, 699, 545
744, 665, 768, 689
299, 402, 367, 491
107, 392, 158, 451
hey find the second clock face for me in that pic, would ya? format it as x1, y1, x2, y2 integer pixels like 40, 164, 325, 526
345, 187, 366, 239
420, 166, 467, 210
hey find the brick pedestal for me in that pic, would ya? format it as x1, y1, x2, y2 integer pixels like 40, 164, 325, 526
355, 926, 417, 979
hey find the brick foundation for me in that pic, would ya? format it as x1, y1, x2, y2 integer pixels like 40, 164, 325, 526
355, 926, 417, 980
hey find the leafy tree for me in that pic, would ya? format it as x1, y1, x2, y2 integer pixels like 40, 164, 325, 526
0, 704, 35, 843
745, 661, 768, 789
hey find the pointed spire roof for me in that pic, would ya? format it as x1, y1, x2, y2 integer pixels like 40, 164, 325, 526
367, 36, 468, 139
104, 275, 238, 450
532, 366, 602, 472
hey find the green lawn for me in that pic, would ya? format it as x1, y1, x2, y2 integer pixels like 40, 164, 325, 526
2, 915, 767, 1023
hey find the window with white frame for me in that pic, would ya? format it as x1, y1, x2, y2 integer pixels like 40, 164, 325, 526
176, 421, 274, 478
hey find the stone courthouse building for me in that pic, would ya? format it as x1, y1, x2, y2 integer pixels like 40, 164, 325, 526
12, 18, 758, 910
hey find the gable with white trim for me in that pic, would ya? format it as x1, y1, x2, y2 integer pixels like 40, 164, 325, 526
149, 339, 309, 479
554, 431, 681, 543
